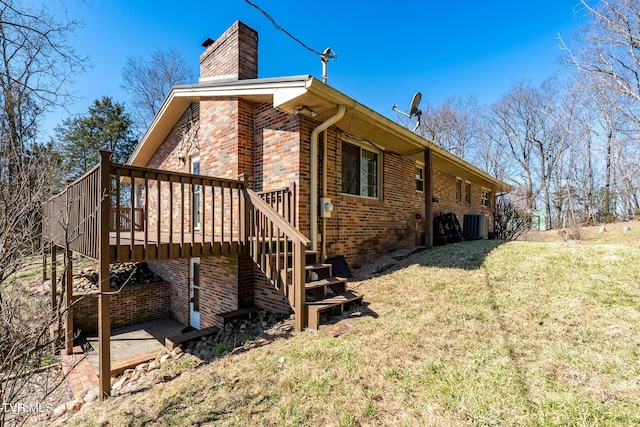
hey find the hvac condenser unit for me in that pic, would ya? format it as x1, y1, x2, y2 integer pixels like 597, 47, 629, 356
463, 214, 489, 240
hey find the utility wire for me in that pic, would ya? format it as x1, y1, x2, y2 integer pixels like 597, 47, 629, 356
244, 0, 333, 59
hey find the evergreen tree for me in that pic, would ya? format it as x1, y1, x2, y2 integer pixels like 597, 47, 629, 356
56, 96, 138, 179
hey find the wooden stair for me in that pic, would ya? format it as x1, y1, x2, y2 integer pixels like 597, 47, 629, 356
302, 251, 363, 330
258, 247, 363, 329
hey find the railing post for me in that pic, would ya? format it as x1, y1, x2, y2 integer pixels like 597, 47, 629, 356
50, 244, 57, 313
97, 150, 112, 400
64, 249, 74, 354
295, 241, 307, 331
240, 175, 249, 246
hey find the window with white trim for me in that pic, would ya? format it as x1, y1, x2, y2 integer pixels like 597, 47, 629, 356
481, 189, 491, 208
341, 141, 379, 198
416, 165, 424, 192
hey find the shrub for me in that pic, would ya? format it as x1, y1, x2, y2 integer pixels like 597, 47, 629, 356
492, 195, 532, 240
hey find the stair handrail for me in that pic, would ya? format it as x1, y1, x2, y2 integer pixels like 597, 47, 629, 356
244, 188, 309, 331
244, 188, 308, 245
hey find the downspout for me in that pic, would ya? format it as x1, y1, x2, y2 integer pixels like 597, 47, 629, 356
310, 104, 346, 253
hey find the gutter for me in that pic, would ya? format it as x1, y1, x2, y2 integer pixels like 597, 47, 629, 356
310, 105, 346, 253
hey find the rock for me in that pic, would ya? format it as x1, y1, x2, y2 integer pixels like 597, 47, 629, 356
160, 354, 170, 364
135, 362, 148, 371
67, 397, 84, 413
52, 403, 67, 418
171, 347, 183, 357
623, 226, 631, 233
155, 350, 168, 362
112, 376, 127, 391
599, 225, 607, 233
84, 387, 100, 403
148, 360, 161, 371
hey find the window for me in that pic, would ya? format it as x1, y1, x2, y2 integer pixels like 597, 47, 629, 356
465, 182, 471, 203
455, 178, 462, 202
341, 141, 379, 197
416, 166, 424, 192
191, 156, 201, 230
481, 189, 491, 208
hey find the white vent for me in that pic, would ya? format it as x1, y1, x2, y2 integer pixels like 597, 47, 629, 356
463, 214, 488, 240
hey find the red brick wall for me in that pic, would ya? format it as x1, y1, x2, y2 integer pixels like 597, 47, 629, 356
431, 168, 493, 230
200, 21, 258, 81
319, 132, 426, 265
72, 282, 171, 334
146, 259, 190, 326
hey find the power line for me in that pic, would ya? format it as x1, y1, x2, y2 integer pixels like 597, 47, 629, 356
244, 0, 333, 59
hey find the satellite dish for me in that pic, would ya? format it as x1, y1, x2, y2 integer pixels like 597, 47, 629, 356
392, 91, 423, 132
409, 92, 422, 117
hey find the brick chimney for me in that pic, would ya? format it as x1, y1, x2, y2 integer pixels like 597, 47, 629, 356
199, 21, 258, 81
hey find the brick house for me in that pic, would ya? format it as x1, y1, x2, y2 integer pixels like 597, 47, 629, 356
43, 20, 509, 397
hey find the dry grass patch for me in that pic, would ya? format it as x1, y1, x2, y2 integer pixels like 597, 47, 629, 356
69, 236, 640, 426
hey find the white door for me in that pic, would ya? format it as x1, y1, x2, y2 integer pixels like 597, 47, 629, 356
189, 258, 200, 329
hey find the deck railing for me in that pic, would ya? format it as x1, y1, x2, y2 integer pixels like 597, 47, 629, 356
43, 152, 308, 330
245, 188, 309, 331
258, 184, 296, 227
43, 164, 102, 260
109, 162, 245, 261
43, 152, 246, 262
110, 207, 144, 232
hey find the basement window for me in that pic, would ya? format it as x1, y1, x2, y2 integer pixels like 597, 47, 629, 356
341, 141, 379, 198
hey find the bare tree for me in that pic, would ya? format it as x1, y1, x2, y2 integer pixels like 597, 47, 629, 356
417, 95, 478, 162
0, 1, 88, 424
484, 82, 539, 211
121, 48, 195, 132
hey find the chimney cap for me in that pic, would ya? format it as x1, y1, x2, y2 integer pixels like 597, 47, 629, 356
202, 38, 215, 48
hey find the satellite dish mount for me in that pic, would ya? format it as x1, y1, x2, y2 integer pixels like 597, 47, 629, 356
392, 92, 422, 132
320, 47, 337, 84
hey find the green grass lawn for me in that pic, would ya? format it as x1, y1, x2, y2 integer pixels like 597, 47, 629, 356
69, 224, 640, 426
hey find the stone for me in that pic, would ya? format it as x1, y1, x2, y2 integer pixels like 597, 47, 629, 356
599, 225, 607, 233
155, 350, 168, 362
68, 397, 84, 413
52, 403, 67, 418
112, 376, 127, 391
148, 360, 161, 371
84, 387, 100, 403
623, 226, 631, 233
135, 362, 148, 371
171, 347, 183, 357
160, 354, 170, 364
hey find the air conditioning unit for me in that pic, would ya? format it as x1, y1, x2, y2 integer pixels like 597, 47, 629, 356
463, 214, 489, 240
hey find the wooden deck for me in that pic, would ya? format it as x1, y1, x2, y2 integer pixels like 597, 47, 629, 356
42, 151, 311, 399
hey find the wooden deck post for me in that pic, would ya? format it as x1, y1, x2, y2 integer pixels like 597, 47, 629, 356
65, 249, 74, 353
42, 242, 47, 281
98, 150, 113, 400
295, 242, 307, 331
424, 148, 433, 249
50, 244, 57, 312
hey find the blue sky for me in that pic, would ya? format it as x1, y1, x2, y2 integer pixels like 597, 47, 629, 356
43, 0, 589, 138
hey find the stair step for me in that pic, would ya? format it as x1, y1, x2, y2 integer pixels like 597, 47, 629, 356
305, 276, 347, 290
305, 276, 347, 301
263, 250, 318, 266
306, 291, 364, 330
